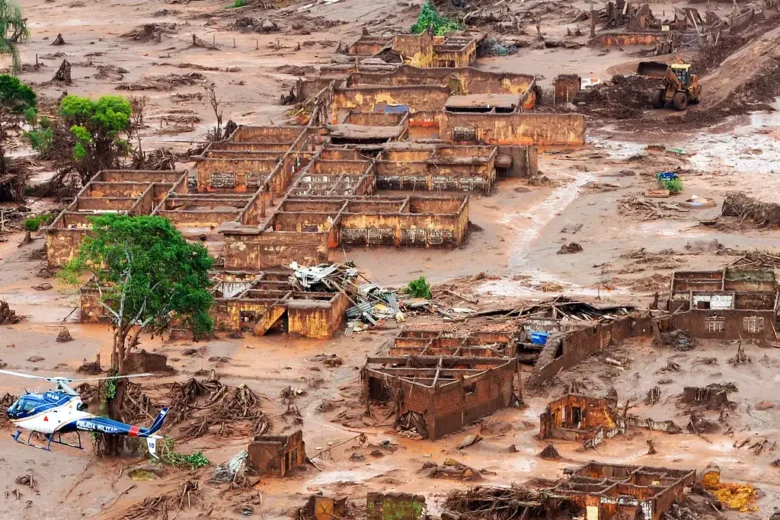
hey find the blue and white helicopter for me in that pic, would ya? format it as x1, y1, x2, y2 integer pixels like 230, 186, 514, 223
1, 369, 169, 457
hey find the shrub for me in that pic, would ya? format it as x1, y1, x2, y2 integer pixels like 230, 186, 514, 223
407, 276, 432, 299
24, 214, 51, 232
659, 178, 683, 194
228, 0, 247, 7
410, 1, 462, 36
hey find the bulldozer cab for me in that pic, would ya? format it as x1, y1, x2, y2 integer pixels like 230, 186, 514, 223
671, 64, 692, 87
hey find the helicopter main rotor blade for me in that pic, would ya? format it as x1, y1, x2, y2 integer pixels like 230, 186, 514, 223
69, 373, 154, 382
0, 369, 50, 380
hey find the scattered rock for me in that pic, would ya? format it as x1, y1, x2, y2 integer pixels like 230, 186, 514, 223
56, 327, 73, 343
349, 452, 365, 462
480, 419, 512, 436
0, 301, 21, 324
315, 399, 338, 413
95, 64, 128, 81
457, 434, 482, 450
27, 356, 45, 363
537, 443, 560, 460
557, 242, 583, 254
756, 400, 774, 411
311, 353, 343, 367
51, 33, 66, 46
32, 283, 52, 291
228, 331, 243, 339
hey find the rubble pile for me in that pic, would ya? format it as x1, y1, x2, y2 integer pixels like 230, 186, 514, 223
444, 485, 543, 520
722, 192, 780, 228
578, 75, 661, 119
165, 373, 270, 440
0, 300, 21, 324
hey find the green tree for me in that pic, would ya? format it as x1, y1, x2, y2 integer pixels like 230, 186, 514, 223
62, 215, 213, 454
63, 215, 214, 374
0, 74, 35, 179
0, 0, 28, 72
59, 94, 132, 184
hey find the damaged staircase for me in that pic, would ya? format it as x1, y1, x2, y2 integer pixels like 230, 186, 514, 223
253, 303, 287, 336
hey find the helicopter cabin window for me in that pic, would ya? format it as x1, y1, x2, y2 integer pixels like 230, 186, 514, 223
22, 401, 38, 413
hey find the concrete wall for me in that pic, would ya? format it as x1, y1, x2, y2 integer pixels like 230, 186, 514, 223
46, 228, 88, 267
223, 231, 329, 270
287, 292, 350, 339
196, 158, 277, 193
441, 112, 585, 147
248, 430, 306, 477
331, 86, 451, 123
670, 309, 776, 340
531, 315, 653, 384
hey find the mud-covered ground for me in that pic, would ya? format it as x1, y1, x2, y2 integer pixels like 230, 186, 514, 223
2, 0, 780, 518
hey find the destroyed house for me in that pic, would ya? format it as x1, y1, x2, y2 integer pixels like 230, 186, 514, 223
362, 355, 519, 440
391, 328, 516, 361
539, 394, 623, 446
45, 170, 186, 267
81, 267, 352, 339
248, 430, 306, 477
548, 462, 696, 520
667, 269, 778, 340
222, 195, 470, 270
296, 64, 584, 147
343, 29, 479, 68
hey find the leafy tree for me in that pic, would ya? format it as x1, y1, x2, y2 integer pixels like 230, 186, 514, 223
0, 0, 28, 72
59, 94, 132, 184
62, 215, 213, 455
0, 74, 35, 178
63, 215, 214, 374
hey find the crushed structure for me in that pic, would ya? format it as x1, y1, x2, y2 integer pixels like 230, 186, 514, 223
540, 393, 681, 448
362, 355, 519, 440
539, 394, 624, 447
247, 430, 306, 477
341, 28, 479, 69
548, 462, 696, 520
443, 462, 696, 520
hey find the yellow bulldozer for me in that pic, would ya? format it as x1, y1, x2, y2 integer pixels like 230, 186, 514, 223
637, 57, 702, 111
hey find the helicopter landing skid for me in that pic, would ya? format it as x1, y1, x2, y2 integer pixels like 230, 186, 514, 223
12, 430, 84, 452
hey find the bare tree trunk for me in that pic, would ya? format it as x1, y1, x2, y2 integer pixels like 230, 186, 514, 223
102, 327, 132, 457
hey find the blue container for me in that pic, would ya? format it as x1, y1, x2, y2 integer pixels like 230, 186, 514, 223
530, 331, 549, 345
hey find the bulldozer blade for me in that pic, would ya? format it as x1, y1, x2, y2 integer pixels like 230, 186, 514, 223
636, 61, 669, 78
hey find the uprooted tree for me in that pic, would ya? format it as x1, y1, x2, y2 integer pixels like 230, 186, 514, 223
61, 215, 213, 455
0, 0, 29, 72
58, 94, 132, 184
0, 74, 35, 201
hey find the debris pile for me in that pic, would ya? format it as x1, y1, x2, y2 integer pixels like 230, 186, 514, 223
121, 23, 178, 43
210, 450, 257, 488
288, 262, 405, 327
557, 242, 583, 254
123, 480, 201, 519
422, 458, 482, 481
166, 374, 270, 440
56, 327, 73, 343
721, 193, 780, 228
0, 300, 21, 324
444, 485, 543, 520
578, 75, 661, 119
229, 17, 279, 33
117, 73, 207, 91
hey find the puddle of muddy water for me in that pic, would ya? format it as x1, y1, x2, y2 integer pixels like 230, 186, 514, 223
687, 99, 780, 175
